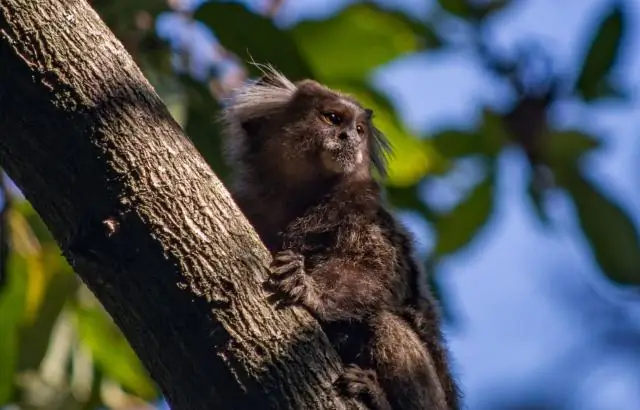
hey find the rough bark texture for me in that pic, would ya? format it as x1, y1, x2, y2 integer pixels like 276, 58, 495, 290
0, 1, 362, 409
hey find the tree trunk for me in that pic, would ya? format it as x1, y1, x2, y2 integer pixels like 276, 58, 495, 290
0, 1, 360, 409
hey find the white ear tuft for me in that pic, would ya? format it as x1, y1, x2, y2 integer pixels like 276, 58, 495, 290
222, 63, 297, 125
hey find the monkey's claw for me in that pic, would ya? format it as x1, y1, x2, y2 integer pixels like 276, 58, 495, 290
269, 249, 304, 277
336, 365, 392, 410
268, 250, 312, 305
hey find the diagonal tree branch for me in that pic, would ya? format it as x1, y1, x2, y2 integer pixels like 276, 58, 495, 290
0, 1, 360, 409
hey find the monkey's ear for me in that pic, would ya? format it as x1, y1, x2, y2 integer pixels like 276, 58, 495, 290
364, 108, 374, 120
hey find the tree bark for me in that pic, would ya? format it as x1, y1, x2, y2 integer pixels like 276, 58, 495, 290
0, 1, 360, 409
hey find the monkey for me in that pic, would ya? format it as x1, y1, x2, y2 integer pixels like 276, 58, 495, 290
220, 65, 460, 410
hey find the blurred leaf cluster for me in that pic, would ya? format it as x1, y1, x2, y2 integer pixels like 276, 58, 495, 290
1, 0, 638, 408
0, 180, 158, 409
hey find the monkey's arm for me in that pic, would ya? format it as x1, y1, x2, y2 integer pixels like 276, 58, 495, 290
384, 212, 461, 409
370, 311, 450, 410
269, 250, 394, 322
402, 301, 461, 410
398, 241, 461, 409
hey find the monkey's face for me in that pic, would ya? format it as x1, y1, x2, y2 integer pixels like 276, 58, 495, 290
313, 100, 370, 175
276, 82, 373, 179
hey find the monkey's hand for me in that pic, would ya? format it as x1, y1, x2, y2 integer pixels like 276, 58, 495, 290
336, 365, 392, 410
268, 250, 318, 309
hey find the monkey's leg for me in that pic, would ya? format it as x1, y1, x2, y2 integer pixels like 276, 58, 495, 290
370, 312, 448, 410
335, 364, 392, 410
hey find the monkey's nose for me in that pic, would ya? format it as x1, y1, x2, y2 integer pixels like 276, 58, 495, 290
339, 131, 360, 144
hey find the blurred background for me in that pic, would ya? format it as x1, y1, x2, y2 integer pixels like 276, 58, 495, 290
1, 0, 639, 409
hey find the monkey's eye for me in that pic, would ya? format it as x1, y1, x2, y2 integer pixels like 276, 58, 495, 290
356, 125, 365, 135
323, 112, 342, 125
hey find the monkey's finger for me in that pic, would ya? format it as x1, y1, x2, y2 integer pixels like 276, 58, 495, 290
264, 283, 300, 306
334, 377, 366, 396
269, 295, 298, 310
267, 277, 299, 299
274, 249, 296, 258
341, 366, 370, 381
271, 258, 300, 267
273, 253, 303, 265
286, 281, 310, 302
269, 261, 303, 276
269, 264, 293, 276
274, 274, 300, 293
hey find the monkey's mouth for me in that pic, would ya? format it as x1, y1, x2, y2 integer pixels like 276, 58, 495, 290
321, 148, 363, 174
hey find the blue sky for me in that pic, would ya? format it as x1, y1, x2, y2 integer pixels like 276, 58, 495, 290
158, 0, 640, 408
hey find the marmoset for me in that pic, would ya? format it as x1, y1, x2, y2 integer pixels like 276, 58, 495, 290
221, 66, 460, 410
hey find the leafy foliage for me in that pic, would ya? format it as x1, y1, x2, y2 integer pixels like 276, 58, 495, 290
194, 2, 313, 79
75, 305, 157, 399
433, 169, 495, 256
437, 0, 474, 17
575, 2, 626, 100
437, 0, 513, 20
1, 0, 638, 408
0, 200, 158, 409
0, 251, 26, 403
289, 3, 428, 80
556, 164, 640, 285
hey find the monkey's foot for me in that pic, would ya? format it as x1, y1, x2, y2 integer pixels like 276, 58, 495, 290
336, 365, 391, 410
336, 365, 379, 397
268, 250, 315, 306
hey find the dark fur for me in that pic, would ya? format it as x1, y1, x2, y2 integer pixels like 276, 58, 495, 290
221, 65, 460, 409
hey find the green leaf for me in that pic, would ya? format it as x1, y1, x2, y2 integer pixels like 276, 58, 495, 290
7, 207, 49, 323
526, 176, 551, 226
563, 168, 640, 284
547, 130, 601, 165
74, 306, 157, 399
470, 0, 513, 19
547, 131, 602, 188
92, 0, 168, 29
479, 109, 509, 157
386, 185, 434, 221
18, 271, 78, 371
431, 129, 479, 158
434, 174, 495, 255
0, 252, 29, 404
194, 2, 313, 80
580, 79, 630, 102
575, 3, 625, 100
11, 200, 54, 244
437, 0, 473, 17
290, 3, 424, 81
431, 110, 507, 160
329, 81, 443, 186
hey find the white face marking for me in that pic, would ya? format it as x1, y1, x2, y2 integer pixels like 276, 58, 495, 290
355, 150, 363, 165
